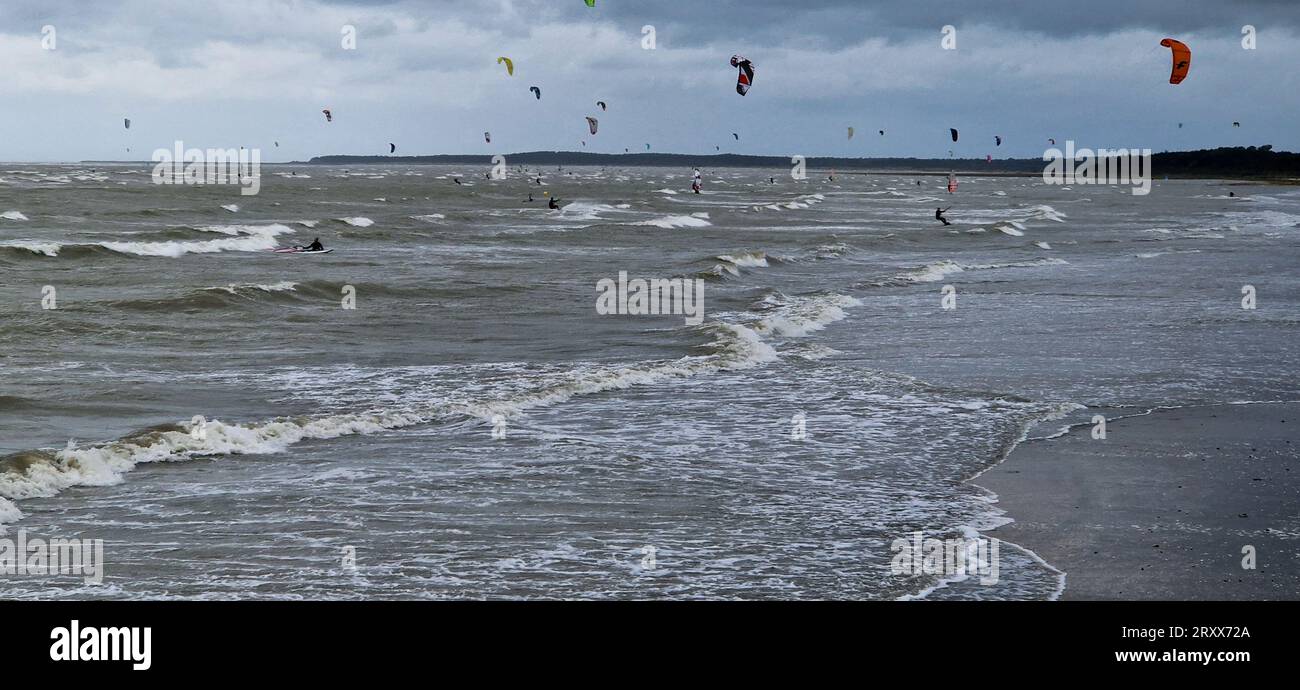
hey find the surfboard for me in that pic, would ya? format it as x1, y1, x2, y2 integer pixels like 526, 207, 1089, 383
271, 248, 333, 254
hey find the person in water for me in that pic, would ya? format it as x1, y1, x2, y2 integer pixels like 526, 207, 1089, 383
935, 207, 951, 226
303, 237, 324, 251
527, 193, 535, 202
548, 196, 560, 210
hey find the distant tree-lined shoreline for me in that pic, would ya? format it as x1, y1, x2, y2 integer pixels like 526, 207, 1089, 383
82, 146, 1300, 181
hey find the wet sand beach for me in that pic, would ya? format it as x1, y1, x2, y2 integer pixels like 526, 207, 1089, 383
979, 402, 1300, 600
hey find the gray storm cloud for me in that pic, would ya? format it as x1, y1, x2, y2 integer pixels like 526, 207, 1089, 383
0, 0, 1294, 161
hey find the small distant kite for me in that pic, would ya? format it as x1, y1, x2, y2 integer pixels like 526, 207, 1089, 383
1048, 138, 1056, 145
275, 141, 280, 147
530, 86, 541, 99
123, 118, 131, 129
389, 143, 396, 154
732, 132, 739, 140
497, 56, 514, 76
1233, 121, 1241, 128
730, 55, 754, 96
584, 0, 595, 6
995, 135, 1002, 146
586, 116, 599, 135
847, 127, 855, 140
950, 128, 959, 142
484, 131, 492, 143
645, 143, 651, 150
597, 101, 607, 111
322, 109, 332, 123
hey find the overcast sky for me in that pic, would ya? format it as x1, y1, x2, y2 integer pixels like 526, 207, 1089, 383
0, 0, 1295, 162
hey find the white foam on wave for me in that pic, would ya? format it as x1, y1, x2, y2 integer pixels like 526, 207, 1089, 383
753, 193, 827, 213
0, 319, 782, 526
752, 292, 862, 338
962, 207, 1065, 232
5, 224, 292, 258
195, 223, 295, 237
902, 259, 966, 283
815, 242, 851, 258
101, 230, 285, 257
715, 251, 769, 268
639, 215, 712, 229
2, 211, 29, 221
1027, 205, 1066, 223
206, 281, 298, 294
559, 202, 626, 222
338, 217, 374, 227
1234, 209, 1300, 231
897, 257, 1069, 283
221, 204, 240, 213
0, 241, 60, 256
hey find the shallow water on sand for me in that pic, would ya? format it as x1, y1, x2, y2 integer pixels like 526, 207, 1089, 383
1, 164, 1297, 599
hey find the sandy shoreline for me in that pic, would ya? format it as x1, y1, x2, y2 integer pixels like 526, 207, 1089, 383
978, 402, 1300, 600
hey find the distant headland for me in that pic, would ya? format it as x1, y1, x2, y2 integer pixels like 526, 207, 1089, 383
79, 146, 1300, 181
294, 146, 1300, 181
